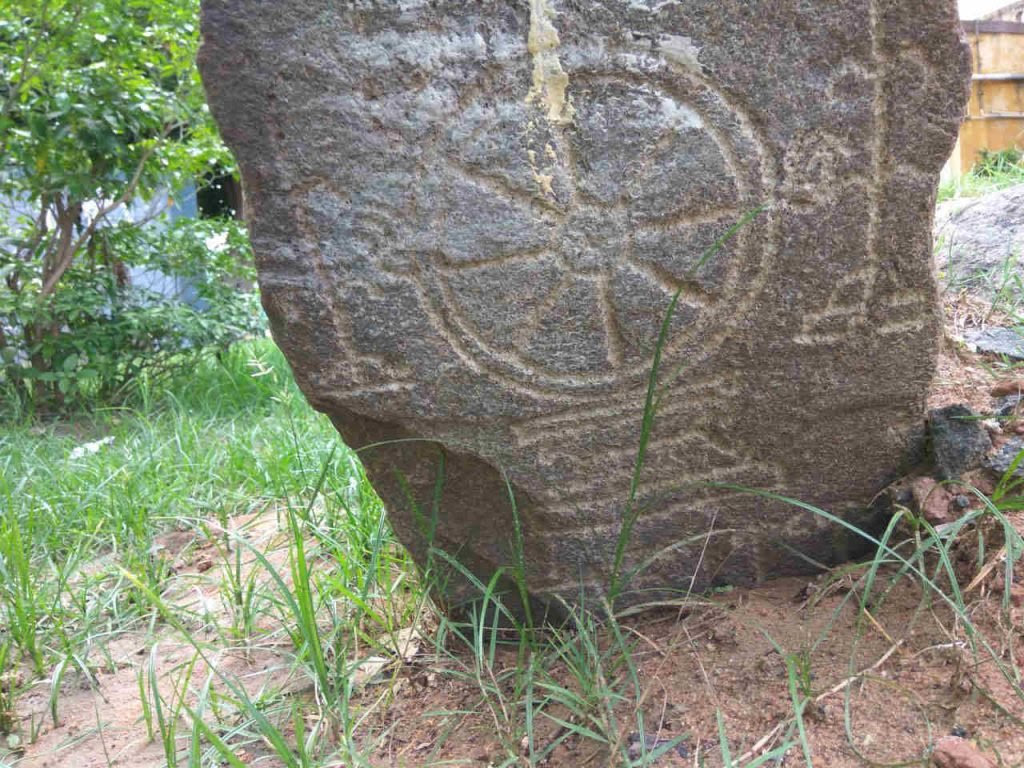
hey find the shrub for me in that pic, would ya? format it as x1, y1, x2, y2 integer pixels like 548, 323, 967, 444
0, 217, 263, 413
0, 0, 259, 415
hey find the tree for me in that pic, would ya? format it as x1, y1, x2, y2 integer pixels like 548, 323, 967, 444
0, 0, 258, 412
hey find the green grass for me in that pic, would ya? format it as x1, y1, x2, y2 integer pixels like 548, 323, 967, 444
0, 339, 359, 660
938, 149, 1024, 203
2, 340, 340, 551
0, 338, 418, 765
0, 332, 800, 768
2, 324, 1022, 766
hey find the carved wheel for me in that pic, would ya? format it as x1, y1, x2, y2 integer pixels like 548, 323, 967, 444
409, 69, 770, 398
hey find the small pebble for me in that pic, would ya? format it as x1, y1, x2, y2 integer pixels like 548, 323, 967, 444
932, 735, 996, 768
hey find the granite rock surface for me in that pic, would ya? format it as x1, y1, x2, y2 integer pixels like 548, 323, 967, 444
199, 0, 970, 611
935, 183, 1024, 295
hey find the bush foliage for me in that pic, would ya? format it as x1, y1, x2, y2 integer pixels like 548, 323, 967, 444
1, 218, 262, 409
0, 0, 261, 414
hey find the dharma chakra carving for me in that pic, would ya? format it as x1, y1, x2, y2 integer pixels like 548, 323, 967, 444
409, 73, 769, 396
199, 0, 971, 611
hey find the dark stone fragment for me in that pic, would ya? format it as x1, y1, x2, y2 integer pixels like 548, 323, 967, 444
929, 405, 993, 480
996, 395, 1023, 419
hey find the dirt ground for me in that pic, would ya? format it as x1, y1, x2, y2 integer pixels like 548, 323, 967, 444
7, 298, 1024, 768
13, 552, 1021, 768
374, 570, 1024, 767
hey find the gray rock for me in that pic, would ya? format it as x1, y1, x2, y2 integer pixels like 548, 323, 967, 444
964, 327, 1024, 361
198, 0, 970, 612
986, 437, 1024, 478
935, 184, 1024, 296
995, 394, 1023, 419
929, 405, 992, 481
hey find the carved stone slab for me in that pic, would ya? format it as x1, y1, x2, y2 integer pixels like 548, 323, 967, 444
199, 0, 970, 610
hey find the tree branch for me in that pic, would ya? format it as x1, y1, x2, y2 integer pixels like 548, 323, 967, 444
39, 141, 159, 297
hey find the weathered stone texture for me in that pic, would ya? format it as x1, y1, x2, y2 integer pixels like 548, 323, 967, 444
935, 183, 1024, 295
199, 1, 970, 611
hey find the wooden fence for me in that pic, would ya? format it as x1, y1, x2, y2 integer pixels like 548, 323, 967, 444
945, 20, 1024, 178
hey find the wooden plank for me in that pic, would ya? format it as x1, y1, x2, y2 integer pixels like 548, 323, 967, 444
968, 112, 1024, 119
964, 20, 1024, 35
974, 72, 1024, 81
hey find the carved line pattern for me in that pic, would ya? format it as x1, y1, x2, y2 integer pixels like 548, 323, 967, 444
260, 32, 785, 409
510, 372, 735, 444
408, 61, 777, 400
531, 488, 787, 548
277, 177, 408, 383
435, 75, 740, 331
257, 28, 796, 515
553, 437, 783, 503
798, 1, 939, 345
598, 274, 626, 367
